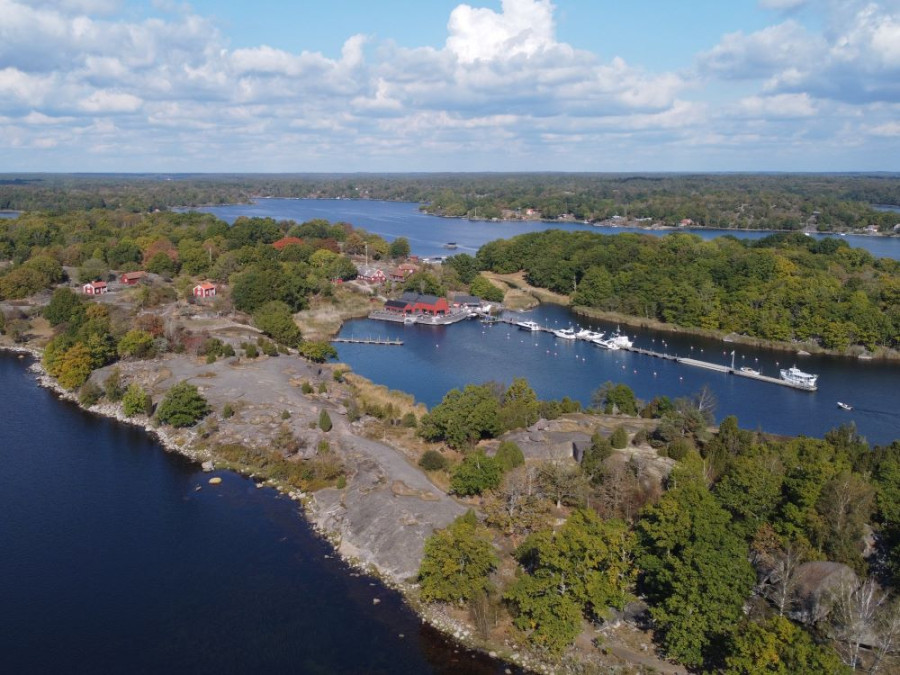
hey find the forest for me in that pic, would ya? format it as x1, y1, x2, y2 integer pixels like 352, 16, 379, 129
415, 378, 900, 673
2, 172, 900, 232
475, 230, 900, 353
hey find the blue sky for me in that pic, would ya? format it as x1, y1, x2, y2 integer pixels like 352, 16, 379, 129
1, 0, 898, 172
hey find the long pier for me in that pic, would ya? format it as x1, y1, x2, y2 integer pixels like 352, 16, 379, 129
331, 337, 403, 346
496, 318, 817, 391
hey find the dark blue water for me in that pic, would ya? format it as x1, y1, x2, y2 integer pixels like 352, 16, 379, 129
335, 305, 900, 446
0, 211, 20, 219
191, 199, 900, 261
0, 353, 514, 674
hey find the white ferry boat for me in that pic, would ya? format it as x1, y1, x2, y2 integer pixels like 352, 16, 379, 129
553, 327, 577, 340
779, 366, 818, 391
517, 320, 540, 332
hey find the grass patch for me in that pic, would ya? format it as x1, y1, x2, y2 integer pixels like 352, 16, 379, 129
214, 442, 345, 492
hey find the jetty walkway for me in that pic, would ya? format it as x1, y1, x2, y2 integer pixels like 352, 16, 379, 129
331, 337, 403, 346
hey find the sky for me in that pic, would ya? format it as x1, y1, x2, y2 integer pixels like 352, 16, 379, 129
1, 0, 899, 173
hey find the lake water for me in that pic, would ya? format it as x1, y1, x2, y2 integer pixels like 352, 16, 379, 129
0, 353, 514, 674
191, 198, 900, 261
334, 305, 900, 447
0, 211, 21, 219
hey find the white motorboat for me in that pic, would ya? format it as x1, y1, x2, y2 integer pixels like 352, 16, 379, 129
517, 320, 540, 332
837, 401, 853, 411
575, 329, 604, 341
553, 327, 577, 340
780, 365, 818, 391
740, 366, 760, 375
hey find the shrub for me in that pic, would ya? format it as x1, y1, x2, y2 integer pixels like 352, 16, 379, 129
156, 382, 210, 427
610, 425, 629, 449
301, 381, 314, 394
317, 381, 327, 394
495, 441, 525, 472
401, 412, 418, 428
419, 449, 448, 472
78, 379, 102, 407
281, 409, 291, 420
117, 329, 156, 359
206, 353, 217, 364
243, 342, 259, 358
252, 300, 302, 347
222, 403, 235, 418
317, 440, 330, 454
122, 383, 152, 417
298, 341, 337, 363
450, 450, 502, 496
666, 437, 693, 461
318, 409, 333, 432
104, 367, 124, 402
632, 428, 648, 446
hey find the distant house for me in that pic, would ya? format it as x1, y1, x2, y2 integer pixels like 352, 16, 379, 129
272, 236, 304, 251
385, 292, 450, 316
120, 271, 147, 286
679, 218, 694, 227
193, 282, 217, 298
389, 263, 419, 282
451, 294, 483, 309
82, 281, 108, 295
357, 267, 386, 284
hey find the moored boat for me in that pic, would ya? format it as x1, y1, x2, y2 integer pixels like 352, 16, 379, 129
740, 366, 760, 375
553, 327, 577, 340
779, 365, 818, 390
517, 320, 540, 331
575, 329, 604, 341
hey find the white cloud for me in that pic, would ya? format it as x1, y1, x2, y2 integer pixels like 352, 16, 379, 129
758, 0, 808, 10
446, 0, 558, 63
78, 90, 142, 113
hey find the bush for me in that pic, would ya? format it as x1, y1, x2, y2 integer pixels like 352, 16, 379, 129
222, 403, 235, 418
301, 381, 314, 394
632, 428, 648, 446
104, 367, 124, 402
206, 353, 217, 364
156, 382, 210, 427
281, 409, 291, 420
610, 425, 629, 449
243, 342, 259, 358
318, 381, 327, 394
78, 379, 102, 407
666, 437, 694, 461
495, 441, 525, 472
419, 449, 448, 471
298, 341, 338, 363
253, 301, 302, 347
401, 412, 418, 428
122, 383, 152, 417
318, 409, 333, 432
450, 450, 502, 496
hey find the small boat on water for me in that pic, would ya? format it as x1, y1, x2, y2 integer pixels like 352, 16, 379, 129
837, 402, 853, 411
517, 320, 540, 332
443, 242, 458, 249
740, 366, 760, 376
553, 327, 577, 340
575, 329, 604, 341
596, 328, 633, 350
780, 365, 818, 391
403, 315, 417, 325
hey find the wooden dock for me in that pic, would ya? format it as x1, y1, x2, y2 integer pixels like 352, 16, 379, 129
622, 347, 816, 391
331, 337, 403, 346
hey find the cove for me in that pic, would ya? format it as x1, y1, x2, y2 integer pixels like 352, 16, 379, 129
335, 304, 900, 446
0, 353, 514, 675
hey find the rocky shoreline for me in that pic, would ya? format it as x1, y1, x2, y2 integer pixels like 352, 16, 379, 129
0, 342, 556, 674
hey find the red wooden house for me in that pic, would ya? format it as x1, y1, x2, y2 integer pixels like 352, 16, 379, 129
120, 271, 147, 285
193, 282, 217, 298
82, 281, 108, 295
384, 293, 449, 316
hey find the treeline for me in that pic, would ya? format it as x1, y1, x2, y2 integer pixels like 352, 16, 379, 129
415, 378, 900, 671
476, 230, 900, 352
2, 173, 900, 232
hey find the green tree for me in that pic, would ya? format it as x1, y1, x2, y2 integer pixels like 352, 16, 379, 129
298, 341, 337, 363
419, 511, 498, 605
444, 254, 479, 284
636, 477, 755, 667
499, 377, 540, 431
389, 237, 410, 259
610, 425, 629, 449
469, 276, 505, 302
495, 441, 525, 472
506, 511, 635, 652
44, 287, 85, 327
593, 382, 638, 415
156, 382, 210, 428
419, 449, 448, 472
117, 329, 155, 359
419, 384, 501, 449
724, 616, 850, 674
450, 450, 502, 496
252, 300, 302, 347
122, 383, 152, 417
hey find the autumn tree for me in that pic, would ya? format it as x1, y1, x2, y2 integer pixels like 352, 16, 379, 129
419, 511, 498, 605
